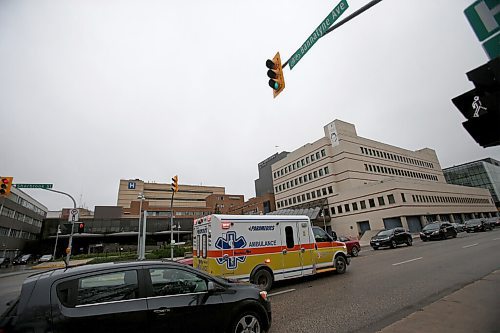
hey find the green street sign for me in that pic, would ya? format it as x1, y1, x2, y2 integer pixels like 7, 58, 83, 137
289, 0, 349, 70
483, 33, 500, 59
464, 0, 500, 42
14, 184, 53, 189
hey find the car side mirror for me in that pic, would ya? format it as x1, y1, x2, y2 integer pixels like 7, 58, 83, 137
207, 281, 223, 293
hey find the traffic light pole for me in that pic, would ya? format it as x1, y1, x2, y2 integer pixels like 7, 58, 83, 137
282, 0, 384, 68
45, 188, 77, 266
170, 191, 175, 261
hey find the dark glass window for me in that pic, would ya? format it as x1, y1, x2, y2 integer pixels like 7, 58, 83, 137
401, 193, 406, 203
388, 194, 395, 204
331, 207, 335, 215
344, 204, 350, 212
378, 196, 385, 206
149, 268, 207, 296
369, 198, 376, 208
360, 200, 367, 209
337, 205, 343, 213
76, 270, 139, 306
352, 202, 358, 211
285, 226, 295, 248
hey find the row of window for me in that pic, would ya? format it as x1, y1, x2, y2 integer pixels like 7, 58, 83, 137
273, 148, 327, 179
364, 163, 439, 181
275, 166, 330, 193
6, 192, 47, 217
331, 194, 397, 215
1, 207, 43, 228
360, 146, 434, 169
412, 194, 490, 205
0, 227, 38, 240
277, 185, 334, 209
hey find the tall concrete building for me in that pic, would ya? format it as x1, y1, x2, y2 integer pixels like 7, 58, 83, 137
443, 158, 500, 209
254, 152, 288, 197
271, 120, 497, 238
0, 186, 47, 258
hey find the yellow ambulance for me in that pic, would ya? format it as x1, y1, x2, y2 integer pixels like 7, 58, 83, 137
193, 214, 350, 291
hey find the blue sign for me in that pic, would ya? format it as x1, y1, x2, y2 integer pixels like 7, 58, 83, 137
128, 181, 136, 190
215, 231, 247, 269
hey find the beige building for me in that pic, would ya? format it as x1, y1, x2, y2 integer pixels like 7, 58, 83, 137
117, 179, 225, 217
272, 120, 497, 238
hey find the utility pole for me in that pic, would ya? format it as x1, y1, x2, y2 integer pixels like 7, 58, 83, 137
170, 175, 179, 260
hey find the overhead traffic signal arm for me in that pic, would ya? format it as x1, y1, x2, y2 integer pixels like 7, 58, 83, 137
266, 52, 285, 98
0, 177, 13, 196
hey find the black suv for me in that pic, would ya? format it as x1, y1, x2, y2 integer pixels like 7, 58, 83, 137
0, 261, 272, 333
420, 222, 457, 241
370, 228, 412, 250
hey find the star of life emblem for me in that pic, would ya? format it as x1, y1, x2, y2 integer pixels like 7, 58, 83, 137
215, 231, 247, 269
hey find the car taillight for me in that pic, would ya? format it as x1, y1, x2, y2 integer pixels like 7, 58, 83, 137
259, 291, 268, 301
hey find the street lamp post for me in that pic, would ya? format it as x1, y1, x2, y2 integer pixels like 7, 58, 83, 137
52, 224, 61, 260
137, 193, 145, 260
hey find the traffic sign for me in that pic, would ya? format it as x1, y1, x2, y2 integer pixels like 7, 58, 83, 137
464, 0, 500, 42
14, 184, 53, 189
483, 33, 500, 59
68, 209, 79, 222
289, 0, 349, 70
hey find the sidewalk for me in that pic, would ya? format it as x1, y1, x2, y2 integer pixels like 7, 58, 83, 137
379, 270, 500, 333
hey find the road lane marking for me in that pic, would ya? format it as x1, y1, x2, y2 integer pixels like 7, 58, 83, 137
493, 238, 500, 241
462, 243, 478, 248
268, 289, 295, 297
392, 257, 423, 266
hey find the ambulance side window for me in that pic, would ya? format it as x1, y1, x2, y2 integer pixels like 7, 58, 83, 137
197, 235, 201, 258
285, 226, 295, 249
202, 234, 207, 259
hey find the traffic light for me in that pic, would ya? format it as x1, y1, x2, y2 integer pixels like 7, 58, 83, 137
78, 223, 85, 234
171, 175, 179, 193
0, 177, 13, 196
452, 57, 500, 148
266, 52, 285, 98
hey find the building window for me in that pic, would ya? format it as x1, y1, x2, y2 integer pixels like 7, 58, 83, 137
324, 166, 329, 174
316, 189, 321, 197
306, 193, 311, 200
360, 200, 367, 209
388, 194, 395, 204
377, 196, 385, 206
321, 149, 326, 157
302, 194, 306, 201
306, 157, 310, 163
328, 186, 333, 194
322, 188, 327, 196
365, 164, 368, 171
337, 205, 343, 214
352, 202, 358, 211
369, 165, 373, 172
311, 191, 316, 199
311, 154, 316, 162
316, 152, 320, 159
331, 207, 336, 215
401, 193, 406, 203
344, 204, 350, 212
369, 198, 376, 208
319, 169, 324, 177
313, 171, 318, 178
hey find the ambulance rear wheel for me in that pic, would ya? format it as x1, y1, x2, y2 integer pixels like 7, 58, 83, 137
252, 269, 273, 292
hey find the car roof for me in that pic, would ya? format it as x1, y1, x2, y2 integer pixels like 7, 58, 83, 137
30, 260, 192, 281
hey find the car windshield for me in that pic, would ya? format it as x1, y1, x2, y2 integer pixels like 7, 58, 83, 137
41, 255, 51, 259
422, 224, 440, 231
376, 230, 393, 236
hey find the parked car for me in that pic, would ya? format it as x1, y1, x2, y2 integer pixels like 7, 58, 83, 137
465, 219, 493, 232
485, 217, 498, 228
338, 236, 361, 257
0, 261, 272, 333
420, 222, 457, 241
38, 254, 53, 263
451, 222, 465, 233
12, 254, 34, 265
0, 257, 10, 268
175, 257, 193, 266
370, 228, 412, 250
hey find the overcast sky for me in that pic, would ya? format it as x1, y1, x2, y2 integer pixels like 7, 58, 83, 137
1, 0, 499, 211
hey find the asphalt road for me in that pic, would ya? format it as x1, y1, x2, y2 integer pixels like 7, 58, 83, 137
0, 270, 36, 314
267, 228, 500, 333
